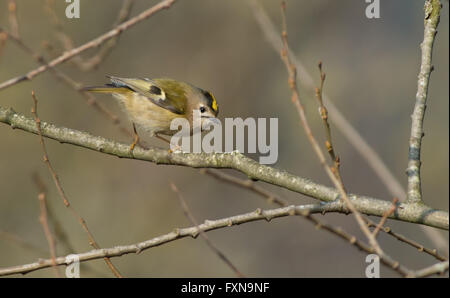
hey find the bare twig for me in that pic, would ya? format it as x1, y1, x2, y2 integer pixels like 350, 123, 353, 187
0, 202, 413, 277
313, 62, 347, 195
31, 93, 69, 207
36, 191, 60, 277
170, 182, 245, 277
372, 198, 399, 238
31, 100, 61, 278
30, 92, 123, 278
0, 0, 177, 91
366, 220, 447, 262
314, 63, 338, 168
32, 172, 80, 256
406, 0, 441, 204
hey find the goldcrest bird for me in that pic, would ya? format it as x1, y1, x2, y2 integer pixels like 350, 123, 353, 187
83, 76, 219, 139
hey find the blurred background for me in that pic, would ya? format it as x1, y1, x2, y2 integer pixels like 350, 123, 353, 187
0, 0, 448, 277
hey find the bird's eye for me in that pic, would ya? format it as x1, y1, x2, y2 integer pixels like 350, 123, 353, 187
200, 106, 206, 113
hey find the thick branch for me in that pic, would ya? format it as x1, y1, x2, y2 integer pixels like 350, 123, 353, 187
406, 0, 441, 204
0, 106, 447, 230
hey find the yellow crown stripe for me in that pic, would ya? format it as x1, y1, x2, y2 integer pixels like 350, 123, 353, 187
210, 92, 218, 112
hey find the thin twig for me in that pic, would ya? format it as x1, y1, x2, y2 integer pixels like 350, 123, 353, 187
372, 198, 399, 238
170, 182, 245, 278
313, 62, 347, 195
0, 0, 177, 91
32, 172, 79, 255
0, 202, 413, 277
314, 63, 338, 169
31, 93, 69, 206
279, 1, 382, 255
36, 190, 60, 277
406, 0, 441, 204
31, 100, 61, 278
366, 219, 447, 262
30, 92, 123, 278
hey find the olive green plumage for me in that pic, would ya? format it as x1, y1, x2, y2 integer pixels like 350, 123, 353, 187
83, 76, 219, 136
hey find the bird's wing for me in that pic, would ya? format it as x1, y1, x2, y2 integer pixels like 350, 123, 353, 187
107, 76, 186, 115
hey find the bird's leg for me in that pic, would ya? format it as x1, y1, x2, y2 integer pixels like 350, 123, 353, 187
155, 133, 171, 145
130, 122, 140, 154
